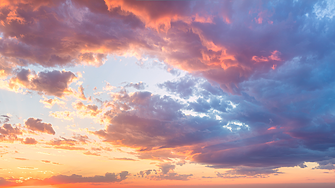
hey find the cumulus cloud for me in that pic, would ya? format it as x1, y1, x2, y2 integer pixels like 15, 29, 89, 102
90, 63, 335, 172
1, 0, 335, 177
6, 69, 77, 97
92, 90, 225, 151
25, 118, 55, 135
73, 101, 102, 118
0, 123, 22, 142
22, 137, 37, 144
1, 0, 331, 92
124, 82, 146, 90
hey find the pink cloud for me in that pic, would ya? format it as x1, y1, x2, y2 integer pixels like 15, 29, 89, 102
25, 118, 55, 135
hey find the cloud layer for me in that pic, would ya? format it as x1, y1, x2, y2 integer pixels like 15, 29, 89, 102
1, 0, 335, 180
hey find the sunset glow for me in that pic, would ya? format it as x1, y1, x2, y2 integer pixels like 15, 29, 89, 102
1, 0, 335, 187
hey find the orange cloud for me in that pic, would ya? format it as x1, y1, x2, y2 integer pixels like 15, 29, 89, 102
252, 50, 281, 63
40, 97, 65, 108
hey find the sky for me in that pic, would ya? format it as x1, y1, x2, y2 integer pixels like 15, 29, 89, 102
0, 0, 335, 187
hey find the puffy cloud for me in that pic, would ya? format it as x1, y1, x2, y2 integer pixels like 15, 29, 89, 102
92, 62, 335, 172
124, 81, 146, 90
0, 123, 22, 142
1, 122, 39, 144
0, 123, 21, 135
158, 75, 197, 99
1, 0, 332, 92
92, 90, 225, 150
39, 97, 65, 108
73, 101, 102, 118
158, 163, 175, 175
22, 137, 37, 144
1, 0, 335, 177
6, 69, 76, 97
25, 118, 55, 135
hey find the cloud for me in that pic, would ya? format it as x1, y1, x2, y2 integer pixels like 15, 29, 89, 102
137, 163, 192, 181
41, 160, 60, 165
6, 69, 77, 97
1, 0, 335, 177
314, 159, 335, 170
0, 115, 10, 124
25, 118, 55, 135
14, 157, 28, 160
1, 0, 329, 91
83, 151, 100, 156
44, 171, 129, 184
47, 135, 89, 151
0, 177, 12, 186
92, 63, 335, 171
0, 123, 21, 136
22, 137, 37, 144
0, 123, 22, 142
158, 75, 197, 99
124, 81, 146, 90
2, 171, 129, 186
216, 166, 283, 178
111, 157, 137, 161
50, 111, 75, 120
92, 90, 226, 151
73, 101, 102, 118
39, 97, 65, 108
158, 163, 175, 175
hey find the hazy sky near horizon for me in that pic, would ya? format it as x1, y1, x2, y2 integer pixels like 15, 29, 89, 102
1, 0, 335, 187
